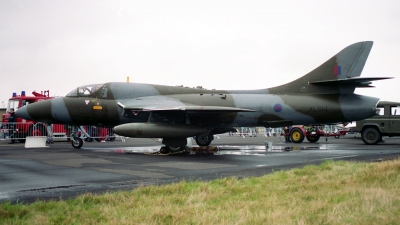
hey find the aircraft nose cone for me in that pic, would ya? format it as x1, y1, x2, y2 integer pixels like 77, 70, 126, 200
16, 106, 33, 120
16, 100, 55, 123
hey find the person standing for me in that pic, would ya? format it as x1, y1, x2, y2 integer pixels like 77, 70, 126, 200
8, 108, 17, 144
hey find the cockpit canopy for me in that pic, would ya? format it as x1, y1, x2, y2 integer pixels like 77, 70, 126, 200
66, 83, 108, 99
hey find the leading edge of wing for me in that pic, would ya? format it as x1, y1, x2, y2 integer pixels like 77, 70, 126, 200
118, 102, 256, 112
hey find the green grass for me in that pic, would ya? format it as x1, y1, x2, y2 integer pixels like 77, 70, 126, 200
1, 158, 400, 224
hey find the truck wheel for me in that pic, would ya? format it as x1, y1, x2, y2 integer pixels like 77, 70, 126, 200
28, 124, 47, 137
30, 129, 44, 136
290, 127, 305, 143
361, 127, 381, 145
306, 135, 320, 143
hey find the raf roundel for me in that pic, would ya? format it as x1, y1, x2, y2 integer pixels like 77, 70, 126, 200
274, 104, 282, 112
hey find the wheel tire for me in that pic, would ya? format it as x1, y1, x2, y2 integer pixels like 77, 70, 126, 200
290, 128, 305, 143
71, 137, 83, 149
196, 134, 213, 146
29, 125, 46, 137
160, 147, 169, 154
306, 135, 320, 143
23, 126, 46, 143
166, 146, 186, 152
362, 127, 381, 145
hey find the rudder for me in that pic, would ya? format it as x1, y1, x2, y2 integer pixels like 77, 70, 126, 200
334, 41, 373, 78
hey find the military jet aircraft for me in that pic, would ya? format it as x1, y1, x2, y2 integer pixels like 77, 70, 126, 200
16, 41, 391, 152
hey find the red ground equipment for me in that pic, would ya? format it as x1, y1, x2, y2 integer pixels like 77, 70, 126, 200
1, 90, 67, 141
284, 125, 348, 143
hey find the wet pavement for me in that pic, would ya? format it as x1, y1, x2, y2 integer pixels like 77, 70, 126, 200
1, 133, 400, 203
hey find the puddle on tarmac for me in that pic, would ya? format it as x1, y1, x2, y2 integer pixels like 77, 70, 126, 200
89, 143, 323, 156
118, 146, 281, 155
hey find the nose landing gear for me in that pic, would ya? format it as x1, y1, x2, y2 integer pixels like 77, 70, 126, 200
70, 125, 91, 149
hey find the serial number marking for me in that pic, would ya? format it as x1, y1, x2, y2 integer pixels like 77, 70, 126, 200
309, 106, 328, 112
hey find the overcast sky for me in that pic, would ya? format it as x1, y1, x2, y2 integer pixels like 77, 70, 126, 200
1, 0, 399, 108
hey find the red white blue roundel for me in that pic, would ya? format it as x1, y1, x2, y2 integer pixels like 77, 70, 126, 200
274, 103, 282, 112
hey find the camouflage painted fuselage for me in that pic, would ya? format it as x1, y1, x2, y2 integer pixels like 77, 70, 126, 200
18, 82, 378, 129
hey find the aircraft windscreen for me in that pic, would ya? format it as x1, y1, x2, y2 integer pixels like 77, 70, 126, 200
66, 84, 105, 97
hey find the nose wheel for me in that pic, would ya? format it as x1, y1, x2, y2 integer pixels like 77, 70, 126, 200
71, 136, 83, 149
70, 126, 85, 149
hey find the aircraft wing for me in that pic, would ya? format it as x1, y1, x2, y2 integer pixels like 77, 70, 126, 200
309, 77, 393, 87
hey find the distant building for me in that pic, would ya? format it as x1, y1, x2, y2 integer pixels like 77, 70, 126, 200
0, 108, 6, 126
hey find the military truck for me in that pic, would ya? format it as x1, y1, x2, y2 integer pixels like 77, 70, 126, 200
356, 101, 400, 144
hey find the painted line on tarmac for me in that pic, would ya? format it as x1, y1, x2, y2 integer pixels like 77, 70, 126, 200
320, 155, 360, 161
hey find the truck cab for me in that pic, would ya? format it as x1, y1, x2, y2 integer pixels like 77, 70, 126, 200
3, 91, 51, 120
2, 91, 54, 140
356, 101, 400, 144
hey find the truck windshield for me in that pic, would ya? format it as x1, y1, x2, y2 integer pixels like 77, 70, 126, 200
391, 106, 400, 115
66, 83, 105, 97
7, 100, 19, 111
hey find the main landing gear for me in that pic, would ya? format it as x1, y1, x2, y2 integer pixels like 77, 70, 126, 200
154, 135, 214, 155
156, 146, 190, 155
154, 137, 192, 155
195, 133, 214, 146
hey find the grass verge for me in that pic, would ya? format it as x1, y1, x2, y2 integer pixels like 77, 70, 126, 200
1, 158, 400, 224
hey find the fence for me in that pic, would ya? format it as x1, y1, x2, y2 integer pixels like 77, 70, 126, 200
229, 127, 284, 137
0, 122, 288, 142
0, 122, 118, 142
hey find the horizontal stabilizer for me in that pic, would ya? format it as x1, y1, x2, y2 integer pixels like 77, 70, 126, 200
309, 77, 393, 88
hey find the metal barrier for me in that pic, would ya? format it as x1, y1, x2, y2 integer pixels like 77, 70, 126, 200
0, 123, 119, 142
70, 126, 118, 142
227, 127, 283, 137
0, 122, 8, 140
0, 123, 284, 143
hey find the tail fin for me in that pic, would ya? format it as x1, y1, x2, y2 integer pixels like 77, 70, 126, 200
269, 41, 391, 94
